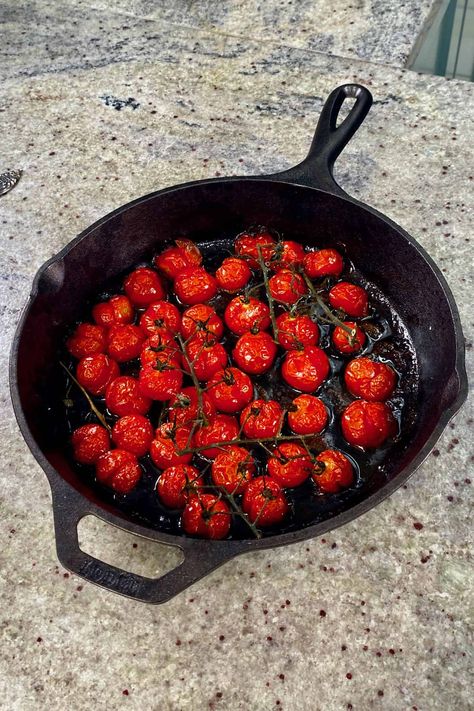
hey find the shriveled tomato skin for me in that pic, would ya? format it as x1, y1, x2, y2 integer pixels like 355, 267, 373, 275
138, 363, 183, 401
174, 267, 218, 305
112, 414, 154, 456
270, 240, 305, 270
344, 357, 396, 401
211, 446, 255, 495
304, 248, 344, 278
105, 376, 152, 417
206, 367, 254, 414
281, 346, 330, 392
242, 477, 288, 527
124, 267, 165, 307
224, 296, 271, 336
140, 334, 181, 369
329, 282, 368, 318
332, 321, 366, 354
185, 338, 228, 381
96, 449, 142, 494
313, 449, 354, 493
182, 494, 231, 539
268, 269, 307, 304
234, 231, 276, 268
267, 442, 313, 487
341, 400, 397, 448
240, 399, 283, 439
92, 295, 134, 328
167, 387, 216, 426
287, 394, 328, 435
67, 323, 106, 359
194, 414, 239, 458
107, 324, 145, 362
72, 424, 110, 464
233, 331, 278, 375
157, 464, 203, 509
276, 313, 319, 350
150, 423, 194, 469
154, 239, 202, 280
215, 257, 252, 292
181, 304, 224, 343
139, 301, 181, 337
76, 354, 119, 396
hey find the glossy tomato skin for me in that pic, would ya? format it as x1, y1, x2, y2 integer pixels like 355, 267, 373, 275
215, 257, 252, 292
304, 248, 344, 278
194, 414, 239, 458
276, 312, 319, 350
182, 494, 231, 540
211, 446, 256, 495
105, 376, 151, 417
240, 399, 283, 439
71, 424, 110, 465
185, 338, 228, 380
313, 449, 354, 493
206, 367, 254, 414
329, 282, 368, 318
96, 449, 142, 494
92, 295, 134, 328
168, 387, 216, 426
341, 400, 397, 448
287, 394, 328, 435
107, 324, 145, 362
282, 346, 330, 392
139, 301, 181, 337
174, 267, 218, 305
267, 442, 313, 487
76, 354, 119, 396
138, 363, 183, 401
224, 296, 271, 335
124, 267, 165, 307
154, 239, 202, 280
232, 331, 277, 375
344, 357, 396, 401
67, 323, 106, 359
332, 321, 366, 354
112, 414, 154, 457
268, 269, 307, 304
181, 304, 224, 343
140, 334, 181, 368
157, 464, 203, 509
150, 423, 194, 468
242, 477, 288, 526
234, 230, 276, 268
270, 240, 305, 270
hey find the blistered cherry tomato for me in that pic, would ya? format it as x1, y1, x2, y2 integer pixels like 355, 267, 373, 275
107, 324, 145, 362
76, 354, 119, 396
150, 423, 194, 468
96, 449, 141, 494
71, 424, 110, 465
181, 303, 224, 344
341, 400, 396, 448
194, 414, 239, 458
67, 323, 106, 359
329, 282, 368, 318
332, 321, 366, 354
224, 295, 271, 336
304, 248, 343, 278
140, 333, 181, 368
287, 394, 328, 435
276, 312, 319, 350
92, 295, 134, 328
211, 446, 256, 495
138, 363, 183, 401
282, 346, 330, 392
105, 376, 151, 417
185, 338, 228, 380
154, 239, 202, 280
139, 301, 181, 337
313, 449, 354, 493
267, 442, 313, 487
215, 257, 252, 292
240, 399, 283, 439
182, 494, 231, 540
168, 387, 215, 427
344, 357, 396, 402
157, 464, 203, 509
174, 267, 217, 305
124, 267, 165, 307
112, 414, 154, 457
234, 230, 276, 268
206, 367, 254, 414
270, 241, 305, 270
232, 331, 277, 375
242, 477, 288, 527
269, 269, 307, 304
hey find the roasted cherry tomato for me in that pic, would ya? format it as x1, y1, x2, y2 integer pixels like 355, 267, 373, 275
71, 424, 110, 465
154, 239, 202, 280
232, 331, 277, 375
215, 257, 252, 292
206, 367, 254, 414
332, 321, 366, 354
92, 295, 134, 329
304, 248, 344, 278
242, 477, 288, 526
268, 269, 307, 304
329, 282, 368, 318
76, 354, 119, 396
240, 399, 283, 439
287, 394, 328, 435
67, 323, 106, 359
211, 446, 256, 495
181, 303, 224, 344
194, 414, 239, 458
267, 442, 313, 487
174, 267, 218, 305
313, 449, 354, 493
124, 267, 165, 307
112, 414, 154, 457
139, 301, 181, 337
140, 333, 181, 368
185, 337, 228, 380
105, 376, 151, 417
282, 346, 330, 392
150, 423, 194, 468
107, 324, 145, 362
341, 400, 396, 448
138, 362, 183, 401
182, 494, 231, 540
167, 387, 215, 426
234, 229, 276, 268
276, 312, 319, 350
157, 464, 203, 509
344, 357, 396, 401
270, 240, 305, 270
96, 449, 141, 494
224, 295, 271, 335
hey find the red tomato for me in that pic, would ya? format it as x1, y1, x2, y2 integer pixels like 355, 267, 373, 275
268, 269, 307, 304
270, 240, 306, 270
206, 367, 254, 414
313, 449, 354, 493
105, 376, 151, 417
174, 267, 217, 305
112, 414, 154, 457
124, 267, 165, 307
76, 354, 119, 396
304, 248, 344, 278
332, 321, 366, 354
341, 400, 396, 448
182, 494, 231, 540
329, 282, 368, 317
224, 295, 271, 335
240, 399, 283, 439
232, 331, 277, 375
139, 301, 181, 337
181, 303, 224, 344
138, 363, 183, 401
211, 446, 256, 495
157, 464, 203, 509
344, 357, 396, 402
267, 442, 313, 487
71, 424, 110, 464
92, 295, 134, 328
167, 387, 215, 426
276, 312, 319, 350
215, 257, 252, 292
154, 239, 202, 280
185, 338, 228, 381
140, 333, 181, 368
282, 346, 330, 392
234, 230, 276, 268
150, 423, 194, 468
107, 324, 145, 362
96, 449, 141, 494
287, 394, 328, 435
67, 323, 106, 359
194, 414, 239, 458
242, 477, 288, 526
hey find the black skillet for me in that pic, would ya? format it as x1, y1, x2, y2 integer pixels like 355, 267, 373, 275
10, 84, 468, 603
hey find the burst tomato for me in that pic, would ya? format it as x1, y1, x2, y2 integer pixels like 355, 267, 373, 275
174, 267, 217, 305
154, 239, 202, 280
232, 331, 277, 375
71, 424, 110, 465
313, 449, 354, 493
341, 400, 397, 448
96, 449, 141, 494
111, 414, 154, 457
181, 303, 224, 344
215, 257, 252, 292
107, 324, 145, 362
240, 399, 283, 439
242, 477, 288, 526
182, 494, 231, 540
276, 312, 319, 350
329, 282, 368, 317
139, 301, 181, 337
185, 338, 228, 381
211, 446, 256, 495
224, 295, 271, 335
270, 240, 305, 270
92, 295, 134, 328
140, 333, 181, 368
157, 464, 203, 509
76, 354, 119, 396
67, 323, 106, 359
268, 269, 307, 304
138, 363, 183, 401
105, 376, 151, 417
167, 387, 216, 426
234, 230, 276, 268
194, 414, 239, 458
124, 267, 165, 307
206, 367, 254, 414
332, 321, 366, 354
282, 346, 330, 392
344, 357, 396, 401
304, 248, 344, 278
267, 442, 313, 487
150, 423, 194, 468
287, 394, 328, 435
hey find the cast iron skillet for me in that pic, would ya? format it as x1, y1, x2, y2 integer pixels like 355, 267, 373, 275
10, 84, 467, 603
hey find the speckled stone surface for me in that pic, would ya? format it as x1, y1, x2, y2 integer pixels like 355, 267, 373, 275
1, 5, 473, 711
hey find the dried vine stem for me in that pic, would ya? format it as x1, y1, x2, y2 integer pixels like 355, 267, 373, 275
178, 432, 320, 456
257, 245, 279, 341
176, 332, 208, 426
301, 272, 355, 340
59, 361, 111, 432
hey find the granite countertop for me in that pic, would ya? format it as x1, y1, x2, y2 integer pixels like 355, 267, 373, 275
1, 1, 472, 709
